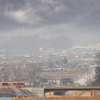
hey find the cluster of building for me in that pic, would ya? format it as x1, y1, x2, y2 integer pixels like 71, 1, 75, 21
0, 43, 98, 87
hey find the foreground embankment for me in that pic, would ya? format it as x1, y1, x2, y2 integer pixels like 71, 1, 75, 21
14, 97, 100, 100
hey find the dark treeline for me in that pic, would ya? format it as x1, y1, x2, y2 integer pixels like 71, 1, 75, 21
0, 35, 72, 50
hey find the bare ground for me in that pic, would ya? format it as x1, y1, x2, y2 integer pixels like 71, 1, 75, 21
14, 97, 100, 100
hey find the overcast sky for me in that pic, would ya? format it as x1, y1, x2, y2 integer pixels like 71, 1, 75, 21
0, 0, 100, 45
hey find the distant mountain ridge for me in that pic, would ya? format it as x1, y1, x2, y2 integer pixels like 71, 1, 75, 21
0, 0, 100, 45
0, 35, 72, 50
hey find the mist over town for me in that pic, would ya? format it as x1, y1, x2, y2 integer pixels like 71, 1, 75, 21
0, 0, 100, 100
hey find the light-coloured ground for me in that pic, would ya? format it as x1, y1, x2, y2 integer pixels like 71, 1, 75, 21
68, 91, 83, 96
41, 71, 85, 79
69, 91, 99, 97
14, 97, 100, 100
0, 98, 14, 100
80, 91, 91, 97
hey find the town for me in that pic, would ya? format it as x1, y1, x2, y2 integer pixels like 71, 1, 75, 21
0, 43, 98, 87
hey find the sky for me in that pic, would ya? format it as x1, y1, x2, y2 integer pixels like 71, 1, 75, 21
0, 0, 100, 45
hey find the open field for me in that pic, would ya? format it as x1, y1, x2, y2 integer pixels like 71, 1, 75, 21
41, 71, 85, 79
0, 99, 14, 100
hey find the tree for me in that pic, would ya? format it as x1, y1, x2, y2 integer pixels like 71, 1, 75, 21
1, 66, 11, 82
94, 51, 100, 85
95, 66, 100, 85
13, 66, 23, 82
62, 56, 68, 64
47, 60, 54, 68
25, 64, 41, 86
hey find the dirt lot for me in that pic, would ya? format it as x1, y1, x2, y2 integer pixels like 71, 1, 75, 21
0, 88, 14, 95
14, 97, 100, 100
0, 88, 34, 95
41, 71, 85, 79
19, 88, 35, 94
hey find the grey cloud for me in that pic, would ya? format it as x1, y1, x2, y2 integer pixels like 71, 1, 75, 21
0, 0, 100, 45
5, 9, 43, 25
2, 0, 100, 26
4, 0, 69, 25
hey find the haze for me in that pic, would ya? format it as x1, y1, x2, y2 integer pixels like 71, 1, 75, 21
0, 0, 100, 49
